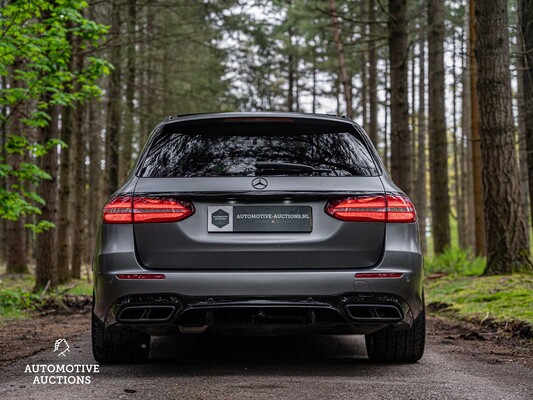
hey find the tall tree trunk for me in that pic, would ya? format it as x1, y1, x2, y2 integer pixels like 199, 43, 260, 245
520, 0, 533, 240
288, 53, 294, 111
410, 40, 417, 191
328, 0, 353, 119
461, 17, 476, 251
0, 76, 6, 266
427, 0, 450, 254
312, 53, 317, 113
85, 5, 101, 266
452, 32, 465, 248
367, 0, 378, 145
335, 76, 341, 115
106, 0, 122, 196
287, 18, 295, 112
388, 0, 411, 196
6, 64, 28, 274
515, 17, 530, 247
469, 0, 485, 256
295, 67, 300, 111
86, 102, 102, 266
34, 105, 59, 290
120, 0, 136, 180
56, 106, 73, 283
384, 59, 390, 170
70, 105, 85, 279
70, 23, 88, 280
415, 34, 428, 253
6, 172, 27, 273
56, 28, 77, 283
138, 3, 152, 147
360, 0, 368, 129
476, 0, 532, 274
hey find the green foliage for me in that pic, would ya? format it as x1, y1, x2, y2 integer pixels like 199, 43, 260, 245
426, 273, 533, 325
0, 0, 110, 229
0, 290, 42, 310
0, 272, 92, 320
425, 247, 486, 277
0, 288, 43, 319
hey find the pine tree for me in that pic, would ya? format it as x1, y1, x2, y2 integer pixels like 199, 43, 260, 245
476, 0, 532, 274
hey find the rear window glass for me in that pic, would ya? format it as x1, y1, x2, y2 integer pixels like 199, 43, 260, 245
138, 122, 378, 178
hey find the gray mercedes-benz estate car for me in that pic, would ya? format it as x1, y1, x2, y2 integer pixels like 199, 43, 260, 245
92, 112, 425, 363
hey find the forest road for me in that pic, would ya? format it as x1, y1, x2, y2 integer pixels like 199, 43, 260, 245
0, 318, 532, 400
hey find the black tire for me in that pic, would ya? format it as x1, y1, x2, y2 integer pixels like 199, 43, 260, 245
365, 307, 426, 363
92, 313, 150, 364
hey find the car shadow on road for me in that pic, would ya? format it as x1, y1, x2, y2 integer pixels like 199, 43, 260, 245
102, 334, 422, 378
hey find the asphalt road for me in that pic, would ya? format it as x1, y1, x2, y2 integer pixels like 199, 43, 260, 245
1, 325, 532, 400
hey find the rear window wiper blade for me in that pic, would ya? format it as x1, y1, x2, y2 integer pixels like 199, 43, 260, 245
254, 161, 331, 174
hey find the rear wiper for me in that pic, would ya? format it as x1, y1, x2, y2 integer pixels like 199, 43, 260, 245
254, 161, 331, 174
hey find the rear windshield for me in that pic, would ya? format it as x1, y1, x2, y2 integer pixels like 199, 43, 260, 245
138, 120, 378, 178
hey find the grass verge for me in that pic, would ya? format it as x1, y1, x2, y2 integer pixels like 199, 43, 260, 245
425, 248, 533, 331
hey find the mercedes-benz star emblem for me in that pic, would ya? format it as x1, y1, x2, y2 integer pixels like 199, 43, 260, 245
252, 177, 268, 190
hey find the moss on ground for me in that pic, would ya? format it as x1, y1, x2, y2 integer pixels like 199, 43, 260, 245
426, 273, 533, 325
425, 247, 533, 326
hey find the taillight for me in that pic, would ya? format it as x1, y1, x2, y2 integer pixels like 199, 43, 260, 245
385, 195, 416, 222
132, 197, 194, 223
102, 196, 194, 224
325, 196, 386, 222
102, 196, 133, 224
325, 194, 416, 223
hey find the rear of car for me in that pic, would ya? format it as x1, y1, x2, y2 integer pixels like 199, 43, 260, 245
92, 112, 425, 364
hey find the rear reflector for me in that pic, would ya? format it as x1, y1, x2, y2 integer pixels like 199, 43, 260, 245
325, 194, 416, 223
103, 196, 194, 224
354, 273, 403, 279
116, 274, 166, 279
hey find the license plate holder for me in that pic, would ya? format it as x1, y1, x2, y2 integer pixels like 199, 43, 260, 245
207, 206, 313, 233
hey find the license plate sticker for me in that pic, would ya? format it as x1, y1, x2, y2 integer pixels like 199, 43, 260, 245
208, 206, 312, 233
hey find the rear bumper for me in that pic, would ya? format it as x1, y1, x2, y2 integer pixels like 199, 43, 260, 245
93, 223, 423, 335
102, 292, 413, 336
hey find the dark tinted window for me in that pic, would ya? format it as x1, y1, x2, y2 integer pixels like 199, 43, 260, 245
138, 122, 378, 177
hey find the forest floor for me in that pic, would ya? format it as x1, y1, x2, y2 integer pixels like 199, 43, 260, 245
0, 315, 532, 399
426, 273, 533, 338
424, 247, 533, 342
0, 267, 93, 366
0, 311, 90, 367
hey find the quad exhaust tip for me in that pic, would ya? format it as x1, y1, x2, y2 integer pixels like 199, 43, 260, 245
117, 305, 176, 322
345, 304, 402, 321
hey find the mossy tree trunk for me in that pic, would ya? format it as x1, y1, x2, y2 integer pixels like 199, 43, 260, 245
476, 0, 532, 274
